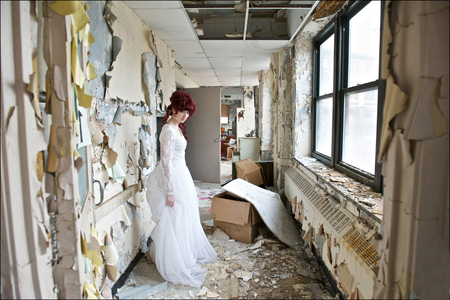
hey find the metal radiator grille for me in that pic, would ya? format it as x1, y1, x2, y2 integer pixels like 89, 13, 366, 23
342, 228, 379, 271
286, 167, 379, 274
285, 168, 351, 234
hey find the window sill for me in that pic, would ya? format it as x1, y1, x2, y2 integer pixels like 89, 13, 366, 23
292, 156, 383, 223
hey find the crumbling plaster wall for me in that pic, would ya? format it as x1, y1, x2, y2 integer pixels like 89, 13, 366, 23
272, 49, 296, 191
1, 1, 56, 298
258, 69, 275, 161
373, 1, 449, 299
293, 37, 313, 158
0, 0, 178, 298
86, 0, 176, 296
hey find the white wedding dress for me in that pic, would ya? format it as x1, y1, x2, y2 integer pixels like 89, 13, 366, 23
146, 124, 217, 288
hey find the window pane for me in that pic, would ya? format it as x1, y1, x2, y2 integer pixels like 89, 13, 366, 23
348, 1, 381, 87
319, 34, 334, 95
342, 89, 378, 174
315, 97, 333, 157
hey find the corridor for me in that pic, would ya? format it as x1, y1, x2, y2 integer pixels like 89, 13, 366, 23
1, 1, 448, 299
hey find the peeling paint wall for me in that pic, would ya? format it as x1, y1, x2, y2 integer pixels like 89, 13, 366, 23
86, 1, 175, 297
254, 86, 260, 138
373, 2, 450, 299
271, 48, 296, 191
0, 0, 177, 298
236, 86, 256, 145
258, 70, 275, 161
293, 37, 313, 158
1, 1, 57, 298
286, 158, 383, 299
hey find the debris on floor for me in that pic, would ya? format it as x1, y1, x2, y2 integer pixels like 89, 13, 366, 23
115, 184, 338, 299
119, 225, 338, 299
296, 157, 383, 217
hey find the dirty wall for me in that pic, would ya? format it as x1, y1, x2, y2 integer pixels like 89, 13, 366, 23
271, 49, 295, 191
277, 1, 450, 299
373, 1, 449, 299
85, 1, 176, 298
1, 1, 56, 298
258, 69, 275, 161
1, 0, 176, 298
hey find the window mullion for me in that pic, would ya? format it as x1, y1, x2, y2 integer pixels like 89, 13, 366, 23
373, 1, 386, 193
332, 13, 346, 168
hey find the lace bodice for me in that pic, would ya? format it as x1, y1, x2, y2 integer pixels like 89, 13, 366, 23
159, 124, 187, 195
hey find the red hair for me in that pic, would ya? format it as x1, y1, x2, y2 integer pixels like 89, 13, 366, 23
162, 91, 197, 142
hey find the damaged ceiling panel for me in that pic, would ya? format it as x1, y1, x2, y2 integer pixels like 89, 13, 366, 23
124, 0, 316, 87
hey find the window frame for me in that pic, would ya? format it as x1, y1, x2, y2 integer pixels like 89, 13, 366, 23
311, 0, 385, 192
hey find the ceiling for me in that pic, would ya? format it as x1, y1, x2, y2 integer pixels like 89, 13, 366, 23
124, 1, 318, 87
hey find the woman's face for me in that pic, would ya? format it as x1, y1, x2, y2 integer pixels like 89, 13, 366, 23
172, 109, 190, 123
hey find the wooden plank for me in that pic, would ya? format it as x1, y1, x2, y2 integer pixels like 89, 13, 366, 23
95, 183, 141, 221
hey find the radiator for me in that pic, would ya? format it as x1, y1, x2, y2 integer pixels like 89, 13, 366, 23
284, 166, 379, 297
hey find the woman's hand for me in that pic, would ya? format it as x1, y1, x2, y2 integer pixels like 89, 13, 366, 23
166, 195, 175, 207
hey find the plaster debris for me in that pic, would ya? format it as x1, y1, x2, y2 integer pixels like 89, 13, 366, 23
297, 156, 384, 217
196, 286, 208, 296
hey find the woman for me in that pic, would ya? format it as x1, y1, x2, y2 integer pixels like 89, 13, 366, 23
146, 91, 217, 288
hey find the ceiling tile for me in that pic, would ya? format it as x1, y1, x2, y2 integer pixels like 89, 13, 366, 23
241, 70, 260, 76
165, 41, 205, 58
244, 40, 289, 56
220, 81, 241, 87
175, 57, 211, 69
125, 1, 182, 9
200, 40, 243, 57
190, 75, 219, 81
195, 79, 221, 86
241, 76, 260, 86
242, 56, 271, 71
215, 69, 241, 76
209, 57, 242, 69
134, 9, 197, 41
217, 75, 241, 82
185, 69, 216, 76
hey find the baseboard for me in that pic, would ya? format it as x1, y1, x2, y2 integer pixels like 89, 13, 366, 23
311, 243, 345, 299
111, 237, 153, 296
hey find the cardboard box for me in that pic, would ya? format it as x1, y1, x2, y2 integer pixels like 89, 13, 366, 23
210, 192, 262, 244
235, 158, 265, 187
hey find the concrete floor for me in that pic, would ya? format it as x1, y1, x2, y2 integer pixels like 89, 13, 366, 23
113, 162, 337, 299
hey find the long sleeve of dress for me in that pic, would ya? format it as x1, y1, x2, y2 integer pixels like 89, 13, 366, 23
160, 127, 174, 195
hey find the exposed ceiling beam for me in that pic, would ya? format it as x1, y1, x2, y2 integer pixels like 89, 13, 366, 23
183, 4, 312, 9
241, 0, 250, 86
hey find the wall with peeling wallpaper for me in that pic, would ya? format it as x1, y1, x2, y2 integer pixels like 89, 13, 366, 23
1, 1, 176, 298
86, 1, 176, 297
372, 2, 449, 299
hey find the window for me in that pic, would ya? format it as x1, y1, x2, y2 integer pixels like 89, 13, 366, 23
312, 1, 384, 192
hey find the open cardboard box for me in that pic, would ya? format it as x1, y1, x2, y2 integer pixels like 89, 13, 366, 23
210, 192, 262, 244
235, 158, 265, 187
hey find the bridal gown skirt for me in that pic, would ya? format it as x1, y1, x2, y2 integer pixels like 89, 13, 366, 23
146, 163, 217, 288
